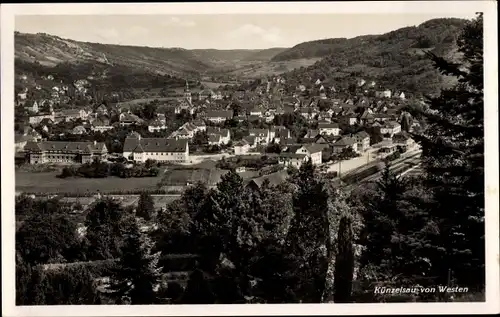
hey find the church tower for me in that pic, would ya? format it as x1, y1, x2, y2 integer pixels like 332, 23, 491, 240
184, 80, 192, 105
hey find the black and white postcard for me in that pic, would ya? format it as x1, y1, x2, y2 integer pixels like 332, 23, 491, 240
1, 1, 498, 316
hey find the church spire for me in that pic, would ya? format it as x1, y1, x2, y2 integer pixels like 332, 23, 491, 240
184, 79, 192, 104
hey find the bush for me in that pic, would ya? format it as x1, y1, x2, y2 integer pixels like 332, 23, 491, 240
56, 160, 160, 179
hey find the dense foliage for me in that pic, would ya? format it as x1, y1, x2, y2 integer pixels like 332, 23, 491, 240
279, 18, 466, 96
409, 13, 485, 289
58, 160, 160, 179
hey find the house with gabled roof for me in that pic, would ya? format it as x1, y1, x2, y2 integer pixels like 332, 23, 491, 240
249, 129, 270, 145
318, 122, 341, 136
96, 104, 108, 116
72, 125, 87, 135
169, 127, 193, 140
359, 108, 375, 125
122, 132, 189, 163
340, 111, 358, 126
332, 137, 358, 153
242, 135, 257, 148
249, 108, 263, 117
148, 119, 167, 133
270, 126, 290, 143
278, 152, 308, 169
205, 110, 234, 123
245, 170, 289, 191
198, 89, 214, 101
234, 139, 251, 155
373, 113, 391, 123
318, 112, 332, 122
25, 101, 39, 114
29, 112, 55, 125
24, 140, 107, 164
119, 112, 143, 127
392, 131, 415, 148
208, 134, 222, 146
380, 121, 402, 137
353, 131, 371, 152
295, 144, 325, 165
91, 117, 114, 133
60, 109, 87, 122
206, 127, 231, 145
303, 129, 319, 140
192, 119, 206, 132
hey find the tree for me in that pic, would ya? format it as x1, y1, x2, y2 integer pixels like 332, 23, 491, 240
107, 217, 162, 304
333, 214, 355, 303
409, 13, 485, 290
142, 103, 158, 120
16, 199, 81, 265
400, 112, 413, 132
180, 269, 216, 304
358, 163, 409, 280
16, 254, 33, 305
155, 199, 192, 254
265, 142, 282, 154
84, 198, 126, 260
285, 159, 330, 302
136, 192, 155, 221
39, 266, 101, 305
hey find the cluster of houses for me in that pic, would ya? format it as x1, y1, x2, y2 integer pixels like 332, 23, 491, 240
17, 72, 418, 170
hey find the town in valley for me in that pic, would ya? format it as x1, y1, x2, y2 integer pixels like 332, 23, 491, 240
12, 12, 485, 306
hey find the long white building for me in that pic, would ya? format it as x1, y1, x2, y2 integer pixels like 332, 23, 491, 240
122, 132, 189, 163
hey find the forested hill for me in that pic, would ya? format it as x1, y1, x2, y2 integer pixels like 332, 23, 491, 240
272, 18, 466, 62
15, 32, 287, 77
277, 18, 468, 96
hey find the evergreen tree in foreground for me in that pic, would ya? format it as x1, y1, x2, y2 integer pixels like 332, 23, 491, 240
85, 198, 126, 261
333, 213, 355, 303
107, 216, 162, 304
286, 159, 330, 303
136, 192, 155, 221
410, 13, 485, 289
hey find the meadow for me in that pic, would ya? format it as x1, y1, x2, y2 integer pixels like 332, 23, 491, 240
15, 170, 164, 194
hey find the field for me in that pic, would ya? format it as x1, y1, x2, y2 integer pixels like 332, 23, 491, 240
116, 97, 173, 107
228, 58, 321, 79
200, 81, 223, 89
15, 170, 163, 194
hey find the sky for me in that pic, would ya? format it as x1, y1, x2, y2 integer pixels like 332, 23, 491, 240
15, 13, 477, 50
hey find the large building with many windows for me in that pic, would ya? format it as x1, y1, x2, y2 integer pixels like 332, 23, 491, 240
24, 141, 108, 164
122, 132, 189, 163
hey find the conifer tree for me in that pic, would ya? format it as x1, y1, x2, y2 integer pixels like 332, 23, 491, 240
358, 163, 411, 283
107, 217, 162, 304
410, 13, 485, 289
136, 192, 155, 221
286, 159, 330, 303
84, 198, 126, 260
333, 214, 355, 303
